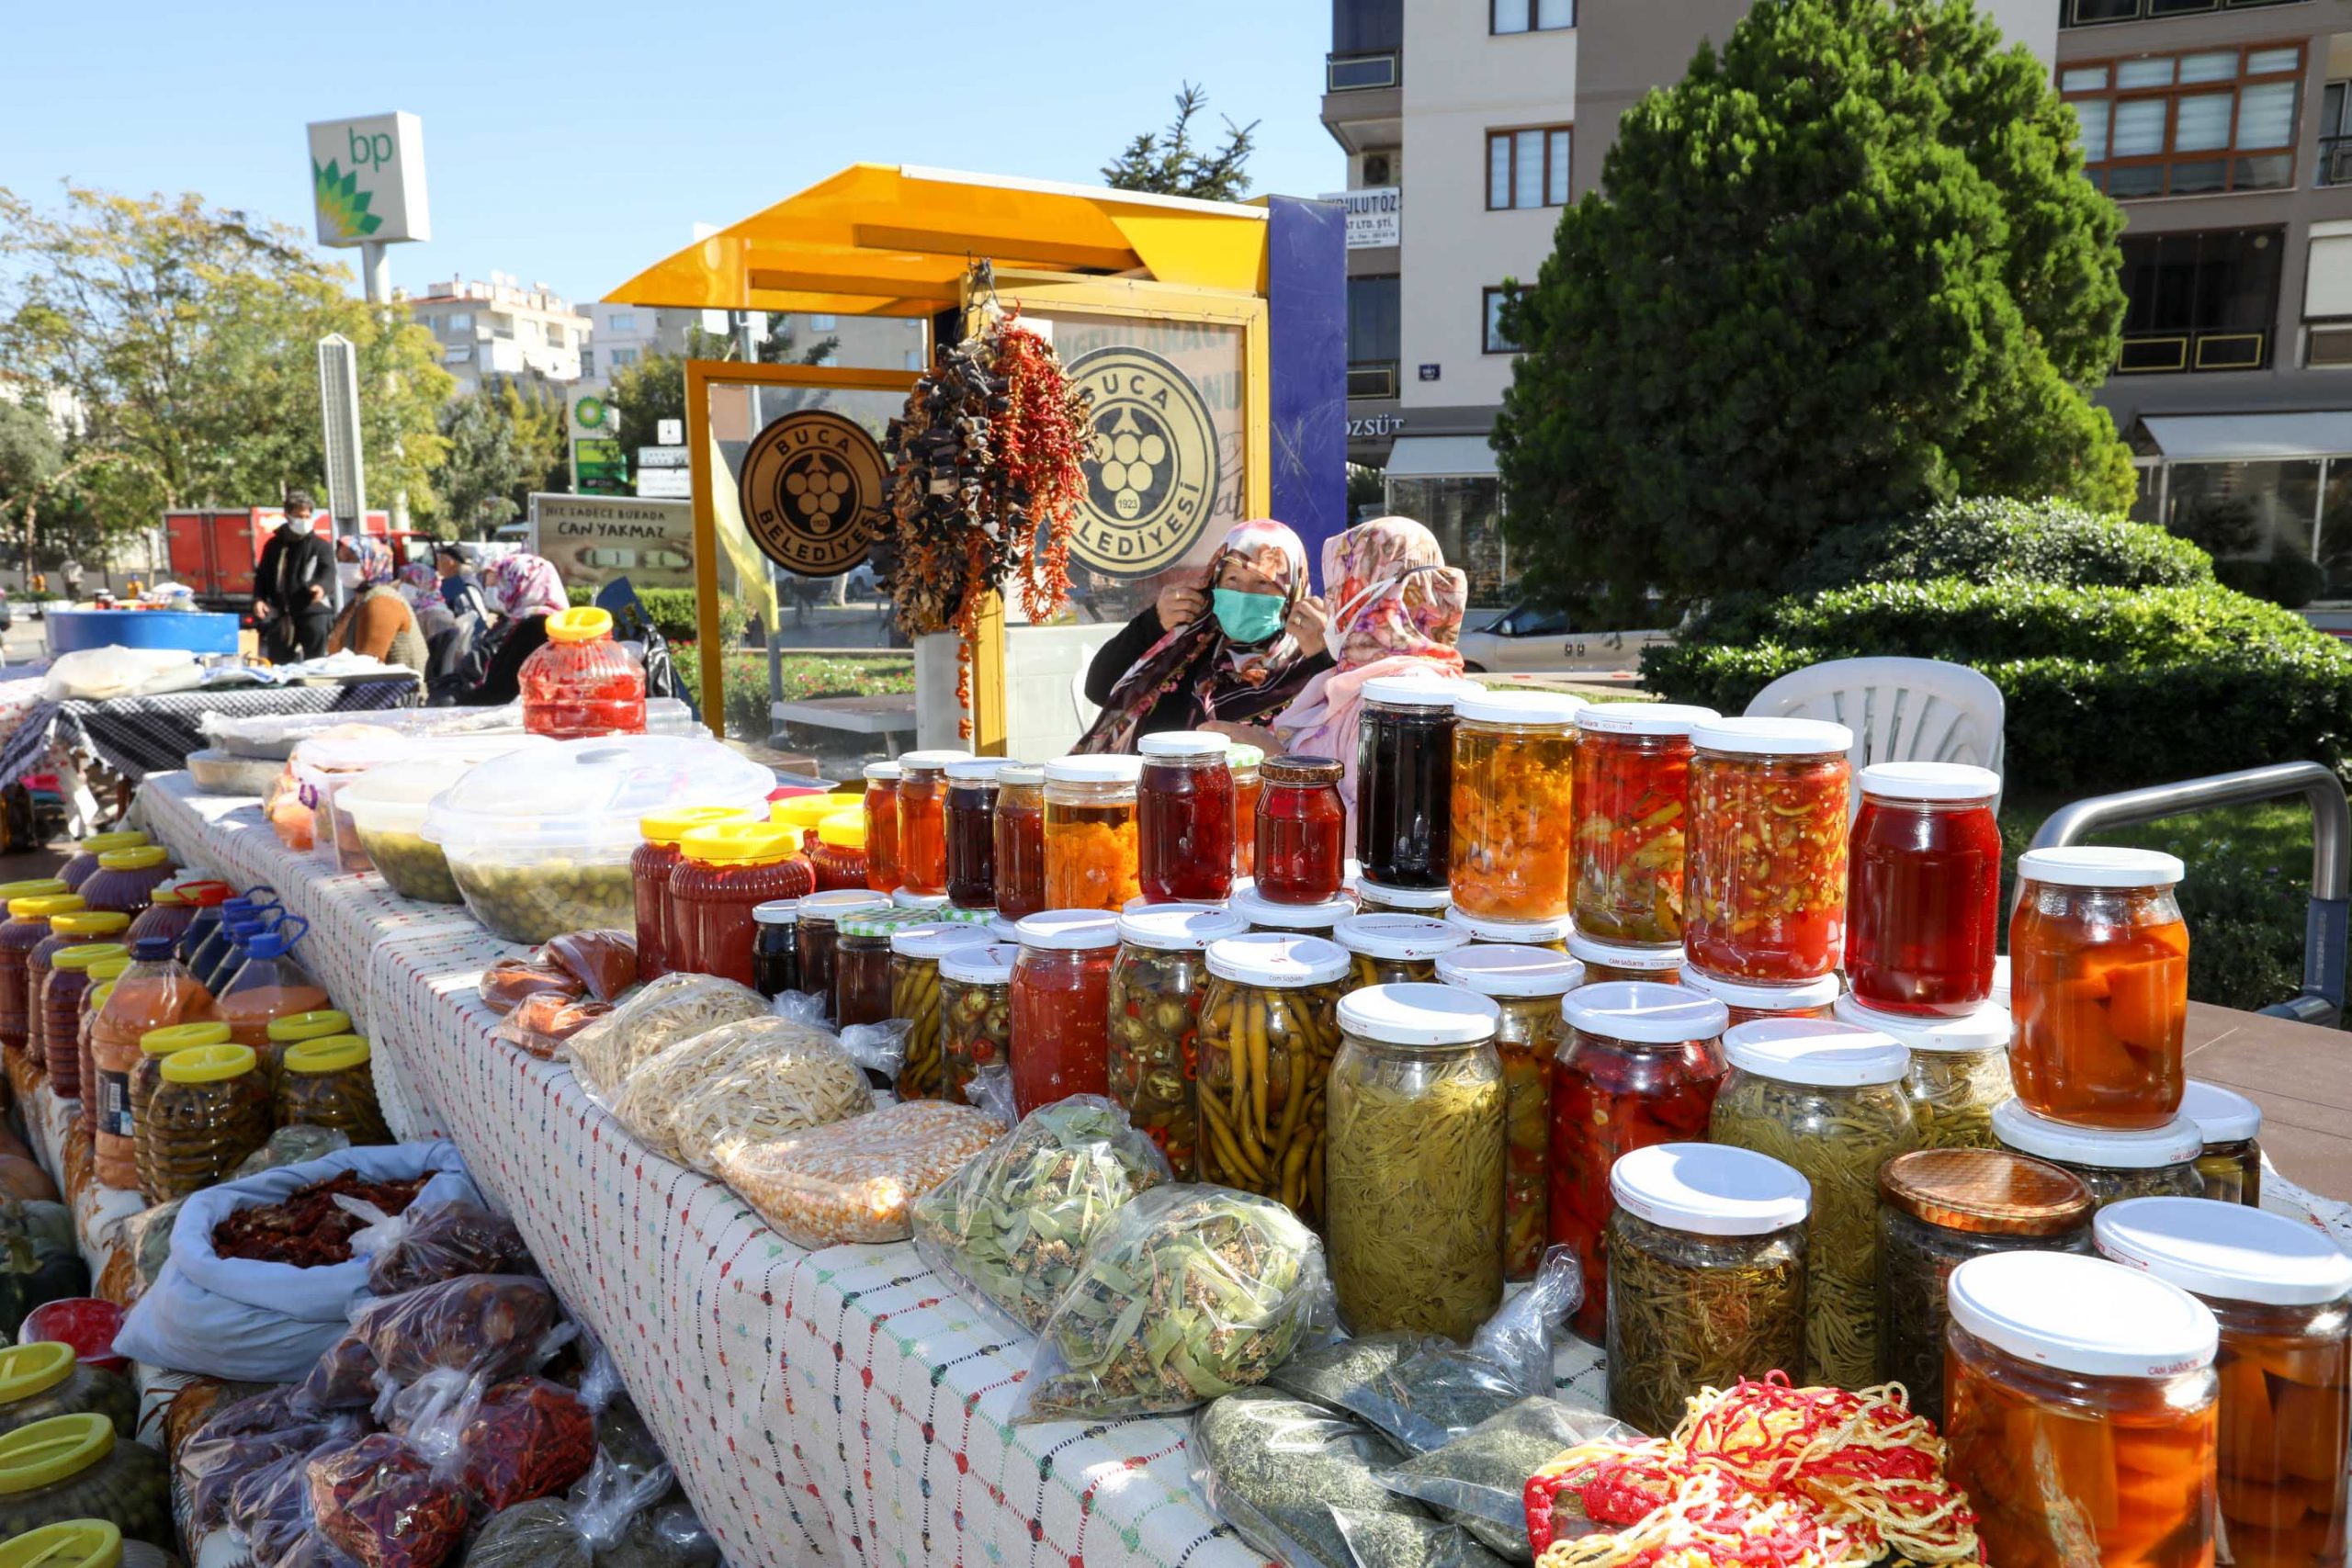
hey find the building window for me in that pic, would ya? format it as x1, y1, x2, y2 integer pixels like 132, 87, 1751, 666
1487, 127, 1572, 209
808, 314, 837, 331
447, 311, 472, 333
2064, 0, 2291, 27
2064, 44, 2301, 196
1483, 287, 1524, 354
1348, 275, 1400, 396
581, 349, 595, 377
2118, 227, 2281, 372
2322, 81, 2352, 186
1491, 0, 1571, 31
607, 312, 635, 332
610, 346, 639, 368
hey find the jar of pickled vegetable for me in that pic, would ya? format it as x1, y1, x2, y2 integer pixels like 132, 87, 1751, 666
1571, 704, 1715, 944
672, 821, 816, 988
130, 1022, 224, 1201
1606, 1142, 1809, 1437
2094, 1195, 2349, 1565
944, 761, 1006, 910
1835, 993, 2013, 1151
1708, 1018, 1919, 1388
1876, 1148, 2093, 1427
2011, 846, 2188, 1131
1992, 1099, 2205, 1208
1009, 911, 1121, 1116
1194, 932, 1349, 1224
1356, 677, 1466, 890
1945, 1251, 2220, 1568
1254, 755, 1346, 906
1683, 967, 1840, 1027
1229, 886, 1355, 936
834, 912, 900, 1030
1333, 914, 1469, 988
145, 1043, 270, 1200
1328, 984, 1506, 1339
1846, 763, 2001, 1016
633, 806, 752, 983
1435, 945, 1585, 1281
520, 606, 646, 739
1564, 930, 1679, 985
752, 899, 800, 998
992, 765, 1046, 922
796, 890, 888, 1015
1134, 732, 1235, 904
863, 761, 901, 894
1551, 981, 1731, 1341
941, 943, 1017, 1106
895, 750, 969, 898
1351, 876, 1449, 918
42, 945, 126, 1098
1448, 906, 1574, 954
1685, 717, 1851, 985
1229, 745, 1262, 880
276, 1035, 389, 1145
1107, 905, 1248, 1178
1451, 690, 1583, 921
57, 833, 144, 893
891, 921, 995, 1100
1043, 757, 1142, 912
2177, 1079, 2263, 1206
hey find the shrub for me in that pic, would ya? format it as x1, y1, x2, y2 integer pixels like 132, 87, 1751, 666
1784, 497, 2212, 594
566, 584, 746, 648
2214, 556, 2326, 611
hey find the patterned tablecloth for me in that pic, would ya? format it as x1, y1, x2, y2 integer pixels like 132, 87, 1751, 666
0, 675, 423, 789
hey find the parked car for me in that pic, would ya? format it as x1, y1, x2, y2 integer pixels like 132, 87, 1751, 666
1455, 602, 1672, 675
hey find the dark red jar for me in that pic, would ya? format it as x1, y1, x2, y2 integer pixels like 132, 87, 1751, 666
1009, 910, 1120, 1116
1138, 731, 1236, 905
1256, 755, 1347, 906
669, 822, 816, 987
1846, 762, 2003, 1017
944, 760, 1005, 910
635, 807, 752, 982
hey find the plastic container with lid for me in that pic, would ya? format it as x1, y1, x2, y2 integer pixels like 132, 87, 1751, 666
56, 834, 144, 894
671, 821, 816, 987
1355, 676, 1470, 891
1328, 984, 1507, 1339
1875, 1148, 2094, 1426
1682, 967, 1841, 1027
1992, 1098, 2205, 1208
40, 946, 125, 1099
864, 761, 902, 895
424, 735, 776, 944
188, 897, 270, 995
0, 896, 76, 1060
1685, 717, 1852, 985
1606, 1143, 1810, 1437
0, 1344, 135, 1441
1229, 886, 1355, 935
142, 1043, 269, 1200
1438, 945, 1586, 1280
1195, 933, 1351, 1225
1707, 1018, 1918, 1388
275, 1035, 389, 1145
1332, 913, 1469, 989
86, 937, 216, 1190
0, 1519, 177, 1568
795, 890, 888, 1017
519, 604, 647, 739
894, 750, 971, 898
1447, 906, 1576, 954
802, 810, 866, 895
1252, 754, 1347, 907
1565, 929, 1679, 985
129, 1022, 226, 1201
2010, 845, 2188, 1131
1550, 981, 1731, 1341
940, 942, 1018, 1106
1846, 762, 2002, 1016
1043, 756, 1143, 911
1136, 732, 1235, 904
26, 915, 124, 1085
1106, 905, 1249, 1178
991, 764, 1046, 921
2094, 1195, 2349, 1561
752, 899, 801, 998
1008, 911, 1123, 1116
1944, 1251, 2220, 1568
2177, 1078, 2263, 1206
1571, 703, 1716, 945
73, 850, 172, 921
1450, 689, 1583, 921
124, 879, 218, 951
890, 920, 997, 1100
1833, 992, 2012, 1152
772, 792, 864, 857
166, 881, 232, 972
632, 805, 755, 980
939, 760, 1005, 910
0, 1414, 171, 1550
73, 966, 127, 1150
1229, 744, 1263, 880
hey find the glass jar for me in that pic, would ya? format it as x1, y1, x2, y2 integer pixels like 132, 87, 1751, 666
2178, 1079, 2263, 1206
1877, 1148, 2094, 1426
1196, 933, 1351, 1225
633, 806, 752, 982
1436, 945, 1585, 1282
1708, 1019, 1919, 1388
276, 1035, 389, 1145
1137, 732, 1236, 904
2094, 1196, 2350, 1564
1107, 905, 1248, 1178
1256, 755, 1347, 906
1450, 690, 1582, 921
2011, 846, 2188, 1130
992, 765, 1046, 922
863, 761, 901, 895
129, 1022, 225, 1201
1449, 907, 1575, 955
1993, 1099, 2206, 1208
891, 922, 995, 1100
1560, 932, 1675, 988
1550, 982, 1731, 1341
894, 750, 969, 898
143, 1043, 270, 1200
751, 899, 800, 999
75, 848, 173, 920
519, 605, 645, 739
671, 822, 816, 988
1229, 886, 1355, 936
796, 891, 888, 1015
1606, 1143, 1810, 1437
1044, 756, 1143, 912
1355, 676, 1465, 890
42, 944, 126, 1098
1009, 911, 1122, 1116
944, 760, 1007, 910
1836, 993, 2014, 1151
1230, 745, 1263, 881
1683, 967, 1840, 1027
1351, 876, 1449, 919
57, 833, 144, 893
1333, 914, 1469, 989
1846, 762, 2002, 1016
28, 914, 125, 1080
940, 943, 1017, 1106
807, 810, 870, 894
834, 912, 901, 1031
1571, 704, 1715, 944
1685, 717, 1852, 984
1327, 984, 1507, 1339
1945, 1251, 2220, 1568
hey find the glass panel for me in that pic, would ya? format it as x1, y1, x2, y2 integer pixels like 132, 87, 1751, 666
2078, 98, 2110, 162
1348, 275, 1401, 364
1485, 291, 1521, 353
2118, 58, 2177, 88
2069, 0, 2143, 21
1385, 477, 1509, 606
1334, 0, 1405, 55
2109, 164, 2166, 197
2235, 152, 2292, 189
1515, 130, 1545, 207
2166, 461, 2319, 560
2318, 462, 2352, 595
2246, 47, 2301, 73
2237, 82, 2297, 147
1548, 130, 1572, 204
2327, 82, 2347, 136
2169, 159, 2229, 194
2175, 90, 2234, 150
1488, 136, 1512, 208
2179, 51, 2239, 83
2111, 97, 2169, 156
1493, 0, 1531, 30
2062, 66, 2110, 91
2150, 0, 2218, 14
1536, 0, 1573, 25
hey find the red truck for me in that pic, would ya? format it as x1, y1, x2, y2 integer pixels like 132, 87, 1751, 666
162, 508, 425, 614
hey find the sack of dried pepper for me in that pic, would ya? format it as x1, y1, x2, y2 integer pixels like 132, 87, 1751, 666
300, 1274, 562, 1409
308, 1432, 473, 1568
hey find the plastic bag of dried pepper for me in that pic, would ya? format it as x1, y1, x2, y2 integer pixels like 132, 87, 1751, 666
464, 1452, 720, 1568
307, 1432, 472, 1568
300, 1275, 563, 1409
540, 929, 638, 1003
177, 1386, 363, 1539
477, 958, 580, 1016
390, 1368, 596, 1511
352, 1199, 536, 1297
491, 992, 609, 1061
231, 1438, 354, 1568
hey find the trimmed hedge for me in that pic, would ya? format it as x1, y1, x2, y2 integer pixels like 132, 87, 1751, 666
1784, 497, 2213, 594
566, 584, 747, 648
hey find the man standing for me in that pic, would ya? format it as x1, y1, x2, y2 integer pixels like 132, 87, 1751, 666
57, 558, 82, 602
253, 492, 335, 662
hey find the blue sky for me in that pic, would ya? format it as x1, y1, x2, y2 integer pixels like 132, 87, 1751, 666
0, 0, 1340, 307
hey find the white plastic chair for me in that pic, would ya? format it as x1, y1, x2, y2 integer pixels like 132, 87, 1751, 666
1744, 657, 2005, 797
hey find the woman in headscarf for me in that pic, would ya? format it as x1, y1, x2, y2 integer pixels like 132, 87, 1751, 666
397, 562, 457, 641
461, 552, 570, 706
1078, 519, 1331, 754
323, 536, 428, 672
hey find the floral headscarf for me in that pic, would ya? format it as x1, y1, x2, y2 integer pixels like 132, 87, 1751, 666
396, 561, 440, 612
483, 553, 568, 619
336, 535, 395, 587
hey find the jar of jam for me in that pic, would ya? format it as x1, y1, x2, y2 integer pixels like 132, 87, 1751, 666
1571, 703, 1715, 944
1044, 756, 1143, 912
894, 750, 970, 898
76, 847, 173, 919
1333, 914, 1469, 988
834, 911, 902, 1030
944, 760, 1006, 910
1836, 992, 2012, 1151
809, 811, 871, 893
1451, 689, 1583, 921
891, 919, 995, 1098
1229, 745, 1263, 880
2177, 1079, 2262, 1206
1355, 676, 1467, 890
0, 891, 75, 1061
634, 807, 753, 982
1846, 762, 2001, 1016
752, 899, 800, 998
1438, 944, 1586, 1281
1351, 876, 1451, 919
519, 606, 646, 738
1137, 731, 1236, 904
43, 944, 127, 1098
1448, 906, 1574, 954
1682, 968, 1841, 1027
1256, 755, 1346, 906
795, 891, 888, 1015
58, 832, 145, 893
2010, 846, 2188, 1130
992, 764, 1046, 921
671, 822, 816, 988
1107, 904, 1248, 1177
1229, 886, 1355, 936
1551, 980, 1731, 1341
863, 762, 901, 894
1196, 932, 1351, 1225
1685, 717, 1852, 985
1945, 1251, 2220, 1568
1992, 1099, 2206, 1208
1009, 911, 1122, 1116
941, 942, 1018, 1106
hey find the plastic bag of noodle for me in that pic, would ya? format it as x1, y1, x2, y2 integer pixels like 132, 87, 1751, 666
1189, 1388, 1422, 1568
566, 974, 766, 1096
612, 1016, 869, 1171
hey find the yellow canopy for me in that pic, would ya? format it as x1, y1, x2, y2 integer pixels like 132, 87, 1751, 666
605, 164, 1271, 317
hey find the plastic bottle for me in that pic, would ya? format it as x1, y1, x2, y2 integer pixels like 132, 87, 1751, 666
215, 919, 332, 1072
519, 606, 646, 739
89, 936, 219, 1191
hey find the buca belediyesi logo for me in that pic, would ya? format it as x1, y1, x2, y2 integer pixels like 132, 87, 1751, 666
1068, 345, 1220, 579
738, 411, 886, 578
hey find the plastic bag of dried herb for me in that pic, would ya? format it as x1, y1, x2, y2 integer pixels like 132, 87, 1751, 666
1267, 1333, 1451, 1414
1191, 1389, 1419, 1568
1372, 1396, 1633, 1561
1332, 1507, 1511, 1568
910, 1097, 1169, 1334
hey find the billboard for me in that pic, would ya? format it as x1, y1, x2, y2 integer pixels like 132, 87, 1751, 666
306, 113, 430, 247
527, 494, 695, 590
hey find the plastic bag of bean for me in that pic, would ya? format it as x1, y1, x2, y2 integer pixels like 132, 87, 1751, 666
301, 1275, 560, 1409
540, 930, 638, 1003
308, 1432, 471, 1568
715, 1101, 1001, 1249
354, 1201, 535, 1297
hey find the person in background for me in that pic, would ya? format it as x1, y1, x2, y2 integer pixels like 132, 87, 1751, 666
253, 492, 335, 662
434, 542, 489, 622
324, 536, 427, 671
58, 558, 82, 601
460, 551, 568, 705
1077, 518, 1329, 754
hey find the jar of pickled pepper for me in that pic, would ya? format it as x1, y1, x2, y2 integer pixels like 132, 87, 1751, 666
1356, 676, 1469, 890
1228, 886, 1355, 936
1448, 906, 1575, 955
1196, 932, 1351, 1226
1451, 689, 1583, 921
863, 761, 902, 895
992, 764, 1046, 922
1010, 910, 1123, 1116
1351, 876, 1451, 919
891, 920, 995, 1099
895, 750, 970, 898
1685, 717, 1851, 985
1136, 732, 1236, 904
1107, 905, 1248, 1178
1044, 756, 1143, 912
795, 890, 888, 1017
634, 807, 753, 982
1437, 944, 1586, 1281
1846, 762, 2002, 1017
1683, 967, 1840, 1027
2177, 1079, 2262, 1206
1551, 981, 1731, 1342
940, 942, 1018, 1106
1333, 914, 1469, 989
1229, 745, 1263, 880
1992, 1099, 2206, 1208
1566, 929, 1681, 984
672, 821, 816, 988
1836, 992, 2013, 1151
2010, 846, 2188, 1131
1945, 1251, 2220, 1568
1571, 703, 1716, 944
1256, 756, 1347, 906
943, 760, 1006, 910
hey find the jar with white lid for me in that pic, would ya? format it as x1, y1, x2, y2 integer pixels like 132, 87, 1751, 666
943, 759, 1007, 911
1351, 875, 1451, 918
862, 761, 901, 895
1945, 1251, 2219, 1568
1106, 905, 1249, 1179
1196, 933, 1350, 1225
2177, 1078, 2263, 1207
1333, 913, 1470, 989
1708, 1018, 1919, 1388
992, 763, 1047, 921
1571, 702, 1717, 946
1685, 716, 1853, 986
1437, 944, 1586, 1280
890, 921, 996, 1100
1355, 676, 1473, 890
939, 942, 1017, 1105
894, 750, 971, 899
2095, 1195, 2349, 1563
1606, 1142, 1809, 1437
1448, 906, 1575, 955
1566, 927, 1679, 983
1044, 756, 1144, 912
2010, 844, 2188, 1130
1683, 966, 1840, 1027
1846, 761, 2003, 1016
1229, 886, 1357, 935
1992, 1098, 2205, 1208
1835, 991, 2014, 1151
1450, 689, 1583, 922
1327, 983, 1506, 1339
1137, 731, 1236, 905
1009, 910, 1122, 1116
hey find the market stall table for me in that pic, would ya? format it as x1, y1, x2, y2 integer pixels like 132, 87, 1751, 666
0, 674, 423, 791
2185, 999, 2352, 1196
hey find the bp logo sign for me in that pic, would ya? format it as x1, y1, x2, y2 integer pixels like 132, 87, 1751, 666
738, 411, 887, 578
1069, 345, 1220, 578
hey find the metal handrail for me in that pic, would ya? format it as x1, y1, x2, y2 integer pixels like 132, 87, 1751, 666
2030, 761, 2349, 1025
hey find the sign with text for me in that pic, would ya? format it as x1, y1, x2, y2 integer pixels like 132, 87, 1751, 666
572, 437, 628, 495
1320, 187, 1399, 249
636, 468, 692, 499
736, 410, 886, 578
528, 494, 695, 589
306, 113, 430, 246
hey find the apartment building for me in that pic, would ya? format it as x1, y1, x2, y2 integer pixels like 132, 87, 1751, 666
400, 275, 588, 393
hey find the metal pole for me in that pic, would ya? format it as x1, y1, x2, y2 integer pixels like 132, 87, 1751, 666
358, 242, 411, 533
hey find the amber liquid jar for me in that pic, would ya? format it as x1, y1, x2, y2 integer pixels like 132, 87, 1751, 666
894, 750, 969, 898
863, 761, 901, 895
992, 766, 1046, 923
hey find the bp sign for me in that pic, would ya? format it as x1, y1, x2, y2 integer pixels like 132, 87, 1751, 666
1067, 345, 1221, 578
737, 411, 887, 578
306, 113, 430, 247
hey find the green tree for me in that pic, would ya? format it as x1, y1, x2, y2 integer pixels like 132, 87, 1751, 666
1491, 0, 2133, 620
1102, 84, 1259, 202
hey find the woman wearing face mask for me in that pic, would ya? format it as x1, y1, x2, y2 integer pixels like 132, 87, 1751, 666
460, 551, 570, 705
323, 536, 429, 671
1078, 518, 1329, 754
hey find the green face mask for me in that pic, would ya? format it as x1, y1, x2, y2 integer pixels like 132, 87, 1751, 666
1212, 588, 1286, 645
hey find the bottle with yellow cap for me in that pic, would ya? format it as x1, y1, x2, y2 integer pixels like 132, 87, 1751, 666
126, 1023, 228, 1201
0, 1414, 170, 1548
0, 1518, 178, 1568
633, 806, 756, 982
55, 833, 145, 894
88, 936, 219, 1193
0, 1344, 135, 1442
276, 1035, 388, 1145
518, 604, 645, 740
669, 821, 814, 987
143, 1043, 268, 1201
24, 914, 127, 1082
39, 946, 126, 1100
0, 897, 80, 1069
74, 848, 173, 921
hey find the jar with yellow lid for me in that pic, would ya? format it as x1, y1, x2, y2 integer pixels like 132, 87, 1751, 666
71, 961, 129, 1152
74, 850, 171, 920
633, 806, 753, 982
773, 792, 864, 857
0, 1415, 170, 1549
810, 810, 870, 894
143, 1043, 268, 1200
670, 821, 816, 987
0, 1345, 134, 1441
129, 1023, 227, 1201
519, 604, 645, 739
263, 1009, 351, 1088
40, 947, 126, 1100
275, 1035, 388, 1145
0, 895, 73, 1064
26, 917, 121, 1083
56, 835, 144, 894
120, 884, 192, 952
0, 1519, 178, 1568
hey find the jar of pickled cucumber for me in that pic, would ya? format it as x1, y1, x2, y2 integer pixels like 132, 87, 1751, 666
1332, 914, 1470, 989
1351, 876, 1450, 919
1450, 690, 1583, 922
1835, 992, 2013, 1151
940, 942, 1017, 1107
1447, 907, 1574, 954
1328, 984, 1506, 1340
1944, 1252, 2220, 1568
1566, 929, 1681, 986
1606, 1142, 1809, 1437
274, 1034, 389, 1145
1196, 933, 1350, 1226
1876, 1147, 2093, 1427
1436, 945, 1585, 1282
1228, 886, 1355, 935
890, 922, 995, 1100
1992, 1099, 2205, 1208
1044, 757, 1143, 912
795, 891, 888, 1019
143, 1043, 268, 1200
1682, 968, 1840, 1027
2177, 1079, 2263, 1207
263, 1009, 349, 1086
1107, 905, 1248, 1179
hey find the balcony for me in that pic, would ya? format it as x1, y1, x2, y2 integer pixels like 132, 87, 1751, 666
2323, 134, 2352, 186
1348, 361, 1399, 399
1321, 46, 1402, 152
